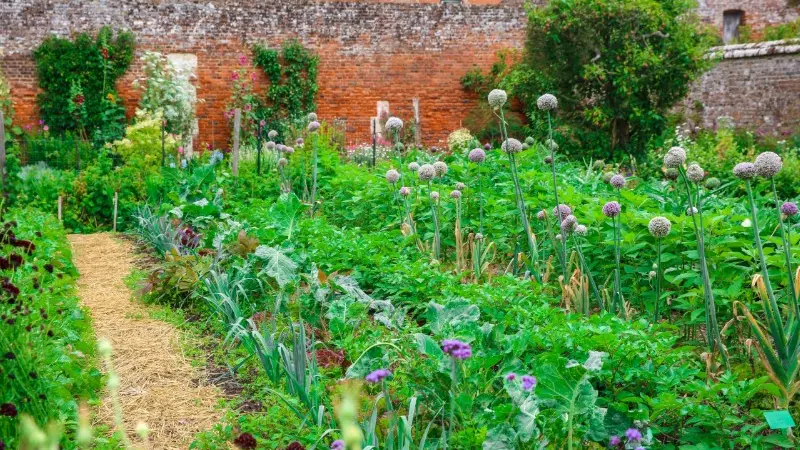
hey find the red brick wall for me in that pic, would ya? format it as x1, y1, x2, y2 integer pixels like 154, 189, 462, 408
696, 0, 799, 39
0, 0, 529, 149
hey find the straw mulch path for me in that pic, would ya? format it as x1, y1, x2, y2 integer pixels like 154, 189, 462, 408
69, 233, 222, 449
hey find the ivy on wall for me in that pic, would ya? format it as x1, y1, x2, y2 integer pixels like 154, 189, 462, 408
33, 26, 135, 144
252, 40, 319, 125
0, 63, 16, 146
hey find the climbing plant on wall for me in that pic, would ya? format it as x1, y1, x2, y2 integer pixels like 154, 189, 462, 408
33, 26, 135, 145
0, 62, 17, 146
252, 40, 319, 124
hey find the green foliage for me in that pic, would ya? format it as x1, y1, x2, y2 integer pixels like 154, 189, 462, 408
763, 18, 800, 41
517, 0, 715, 160
33, 27, 134, 144
134, 52, 197, 143
252, 40, 319, 126
0, 63, 19, 146
0, 208, 103, 448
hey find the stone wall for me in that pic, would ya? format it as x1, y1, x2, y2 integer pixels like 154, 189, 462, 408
696, 0, 799, 38
0, 0, 529, 148
683, 40, 800, 136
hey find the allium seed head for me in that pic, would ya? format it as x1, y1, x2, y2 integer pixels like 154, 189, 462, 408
385, 117, 404, 132
705, 177, 721, 189
296, 138, 304, 146
602, 201, 621, 218
450, 190, 462, 199
266, 141, 276, 150
308, 121, 321, 132
525, 136, 535, 145
555, 233, 563, 241
487, 89, 508, 109
268, 130, 278, 139
430, 191, 440, 201
468, 148, 486, 163
733, 162, 757, 179
754, 151, 782, 178
781, 201, 798, 217
502, 138, 523, 154
433, 161, 449, 177
592, 160, 605, 170
561, 215, 577, 234
408, 162, 420, 172
664, 146, 687, 168
544, 155, 553, 164
418, 164, 436, 181
686, 206, 698, 216
575, 224, 588, 236
602, 172, 614, 183
399, 186, 411, 197
686, 163, 705, 183
278, 158, 288, 167
648, 216, 671, 238
545, 138, 558, 151
665, 168, 679, 180
484, 143, 491, 150
537, 93, 558, 111
536, 209, 547, 221
307, 112, 318, 122
386, 169, 400, 184
475, 233, 484, 240
553, 204, 572, 221
610, 174, 626, 189
455, 182, 466, 191
284, 146, 295, 154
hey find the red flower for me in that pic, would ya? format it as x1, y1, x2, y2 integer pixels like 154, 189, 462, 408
102, 48, 110, 59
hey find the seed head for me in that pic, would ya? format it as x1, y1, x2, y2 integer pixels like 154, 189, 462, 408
648, 216, 671, 238
278, 158, 288, 167
266, 141, 276, 150
455, 182, 466, 191
575, 224, 588, 236
468, 148, 486, 163
502, 138, 523, 154
430, 191, 440, 201
408, 162, 420, 172
733, 162, 756, 179
399, 186, 411, 197
686, 163, 705, 183
754, 151, 782, 178
308, 121, 321, 132
602, 201, 621, 218
610, 174, 626, 189
433, 161, 449, 177
537, 93, 558, 111
536, 209, 547, 221
450, 190, 462, 199
268, 130, 278, 140
560, 215, 577, 234
686, 206, 698, 216
308, 112, 318, 122
487, 89, 508, 109
545, 138, 558, 151
544, 155, 553, 164
525, 136, 535, 145
705, 177, 721, 189
284, 146, 294, 154
553, 204, 572, 221
418, 164, 436, 181
664, 146, 687, 168
386, 169, 400, 184
385, 117, 404, 132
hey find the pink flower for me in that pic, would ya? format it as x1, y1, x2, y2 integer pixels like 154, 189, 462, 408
239, 54, 248, 66
260, 120, 266, 127
43, 125, 49, 132
24, 125, 32, 131
38, 119, 44, 126
231, 71, 239, 81
244, 104, 252, 112
251, 72, 257, 82
178, 146, 184, 154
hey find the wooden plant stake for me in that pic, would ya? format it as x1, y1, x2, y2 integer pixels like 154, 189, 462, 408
232, 108, 241, 177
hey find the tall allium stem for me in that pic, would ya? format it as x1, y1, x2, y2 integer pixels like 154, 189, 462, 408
612, 215, 623, 314
475, 163, 484, 280
771, 180, 799, 315
310, 133, 319, 216
548, 111, 568, 280
679, 168, 727, 366
429, 181, 441, 260
745, 181, 788, 347
653, 238, 663, 322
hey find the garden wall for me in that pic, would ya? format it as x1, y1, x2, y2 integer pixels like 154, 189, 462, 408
0, 0, 530, 148
682, 39, 800, 136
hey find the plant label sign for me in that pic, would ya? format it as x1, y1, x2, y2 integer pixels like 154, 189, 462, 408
764, 410, 795, 430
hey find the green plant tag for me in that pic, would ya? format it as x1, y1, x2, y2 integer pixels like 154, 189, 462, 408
764, 410, 795, 429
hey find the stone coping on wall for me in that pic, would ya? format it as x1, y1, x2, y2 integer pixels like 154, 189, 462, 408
707, 39, 800, 60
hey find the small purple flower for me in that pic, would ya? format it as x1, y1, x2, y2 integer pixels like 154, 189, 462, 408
553, 204, 572, 221
609, 435, 621, 446
505, 373, 517, 381
610, 174, 626, 189
365, 368, 392, 383
625, 428, 642, 442
484, 143, 491, 150
441, 339, 472, 360
602, 201, 621, 218
331, 440, 345, 450
521, 375, 536, 391
781, 202, 798, 217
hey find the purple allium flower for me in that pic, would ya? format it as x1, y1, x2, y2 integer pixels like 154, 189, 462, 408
308, 112, 318, 122
781, 202, 798, 217
505, 372, 517, 381
648, 216, 671, 238
561, 215, 577, 234
430, 191, 440, 201
521, 375, 536, 391
331, 440, 345, 450
365, 368, 392, 383
278, 158, 288, 167
502, 138, 523, 154
625, 428, 642, 442
733, 162, 756, 179
268, 130, 278, 140
536, 209, 547, 221
602, 201, 621, 218
488, 89, 508, 109
296, 138, 304, 146
484, 143, 491, 151
386, 169, 400, 184
308, 121, 321, 132
418, 164, 436, 181
408, 162, 420, 172
610, 174, 626, 189
441, 339, 472, 359
433, 161, 449, 177
284, 147, 295, 154
686, 163, 705, 183
469, 148, 486, 163
664, 146, 686, 168
537, 93, 558, 111
754, 151, 783, 178
553, 204, 572, 221
277, 144, 287, 152
385, 117, 404, 132
266, 141, 276, 150
399, 186, 411, 197
455, 182, 466, 191
609, 435, 621, 446
450, 190, 462, 199
575, 224, 588, 236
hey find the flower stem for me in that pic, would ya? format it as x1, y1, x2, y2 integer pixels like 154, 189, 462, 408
574, 236, 603, 311
612, 215, 622, 315
653, 237, 662, 322
771, 179, 799, 316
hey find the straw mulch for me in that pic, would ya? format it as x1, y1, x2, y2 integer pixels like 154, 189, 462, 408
69, 233, 222, 449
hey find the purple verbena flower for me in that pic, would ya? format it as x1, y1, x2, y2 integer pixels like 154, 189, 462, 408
625, 428, 642, 442
365, 368, 392, 383
505, 372, 517, 381
609, 435, 621, 446
331, 440, 345, 450
521, 375, 536, 391
441, 339, 472, 360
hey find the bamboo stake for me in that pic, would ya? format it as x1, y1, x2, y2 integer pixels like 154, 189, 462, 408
113, 191, 119, 233
58, 196, 63, 222
232, 108, 241, 177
